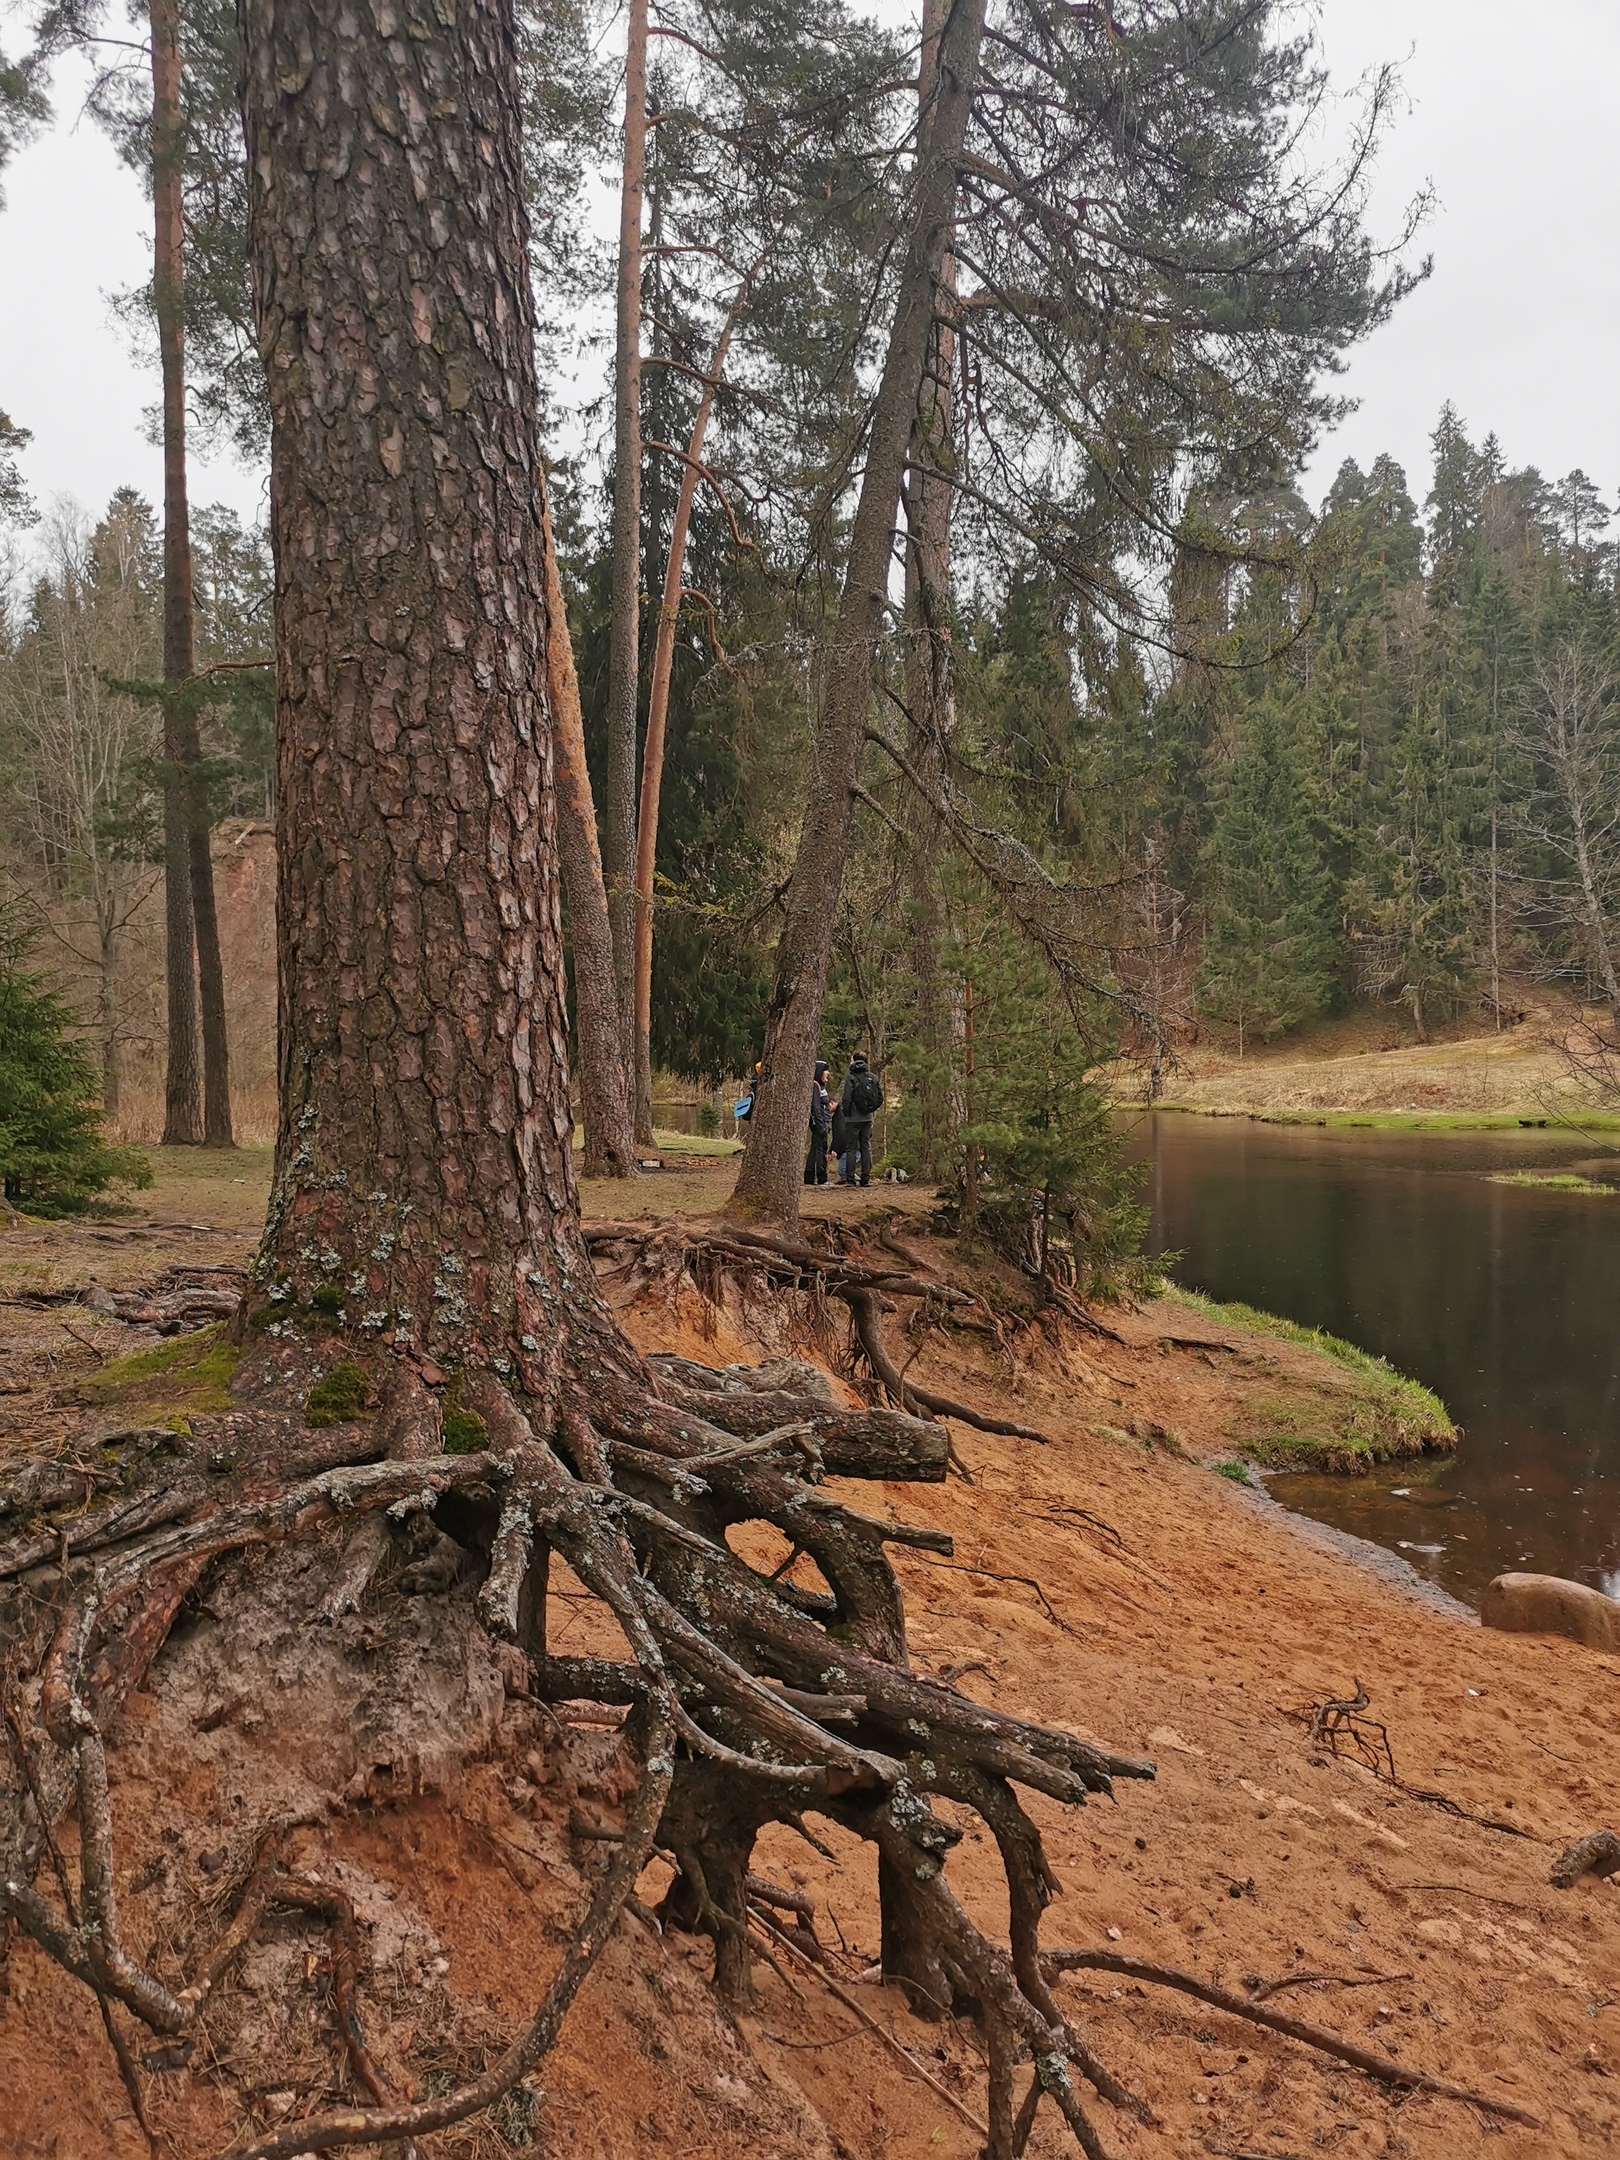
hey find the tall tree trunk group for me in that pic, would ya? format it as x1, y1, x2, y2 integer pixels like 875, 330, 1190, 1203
542, 479, 640, 1177
631, 276, 752, 1138
604, 0, 650, 1143
727, 0, 985, 1229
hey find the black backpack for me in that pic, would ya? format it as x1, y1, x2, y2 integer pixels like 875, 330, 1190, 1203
849, 1069, 883, 1116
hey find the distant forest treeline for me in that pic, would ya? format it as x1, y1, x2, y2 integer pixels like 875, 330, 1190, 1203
1153, 407, 1620, 1054
3, 401, 1617, 1138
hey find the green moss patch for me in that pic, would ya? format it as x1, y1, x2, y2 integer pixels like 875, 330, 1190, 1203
1162, 1285, 1455, 1475
73, 1324, 242, 1418
303, 1362, 372, 1427
441, 1408, 488, 1455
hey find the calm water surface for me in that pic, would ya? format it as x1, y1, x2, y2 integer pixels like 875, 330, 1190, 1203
1137, 1113, 1620, 1607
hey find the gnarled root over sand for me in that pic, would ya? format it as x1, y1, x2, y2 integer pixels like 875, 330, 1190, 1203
0, 1289, 1535, 2156
0, 1303, 1157, 2159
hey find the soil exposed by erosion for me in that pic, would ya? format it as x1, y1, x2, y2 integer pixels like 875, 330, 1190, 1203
0, 1179, 1616, 2160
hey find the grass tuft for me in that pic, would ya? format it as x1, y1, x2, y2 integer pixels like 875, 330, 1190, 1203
1485, 1171, 1616, 1194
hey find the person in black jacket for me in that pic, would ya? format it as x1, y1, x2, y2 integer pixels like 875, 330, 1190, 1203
837, 1053, 882, 1186
805, 1059, 832, 1185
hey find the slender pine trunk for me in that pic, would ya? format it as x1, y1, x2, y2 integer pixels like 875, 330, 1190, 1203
540, 477, 638, 1179
604, 0, 648, 1128
899, 0, 959, 1183
151, 0, 232, 1145
726, 0, 986, 1229
632, 278, 751, 1139
161, 801, 201, 1143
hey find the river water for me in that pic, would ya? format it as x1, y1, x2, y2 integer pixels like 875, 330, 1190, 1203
1138, 1112, 1620, 1608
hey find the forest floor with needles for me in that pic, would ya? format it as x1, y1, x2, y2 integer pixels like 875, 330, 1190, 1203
0, 1150, 1615, 2160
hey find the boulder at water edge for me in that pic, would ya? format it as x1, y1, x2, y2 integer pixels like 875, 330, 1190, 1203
1481, 1571, 1620, 1651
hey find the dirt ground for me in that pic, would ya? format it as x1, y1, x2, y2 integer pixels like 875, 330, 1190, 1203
2, 1154, 1616, 2160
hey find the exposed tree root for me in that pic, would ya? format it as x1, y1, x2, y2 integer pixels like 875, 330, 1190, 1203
0, 1308, 1159, 2160
585, 1214, 1051, 1440
1043, 1947, 1544, 2129
0, 1271, 1546, 2157
1550, 1828, 1620, 1887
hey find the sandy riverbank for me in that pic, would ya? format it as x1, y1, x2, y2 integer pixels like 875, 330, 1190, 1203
1, 1160, 1615, 2159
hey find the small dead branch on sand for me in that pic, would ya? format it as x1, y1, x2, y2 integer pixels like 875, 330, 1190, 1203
1284, 1680, 1535, 1838
1288, 1679, 1395, 1780
1043, 1947, 1543, 2129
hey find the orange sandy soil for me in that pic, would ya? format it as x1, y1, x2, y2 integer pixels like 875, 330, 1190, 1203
1, 1173, 1616, 2160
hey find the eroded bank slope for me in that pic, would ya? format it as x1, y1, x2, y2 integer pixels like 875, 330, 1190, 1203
0, 1198, 1614, 2160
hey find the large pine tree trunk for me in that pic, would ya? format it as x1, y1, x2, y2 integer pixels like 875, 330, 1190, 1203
726, 0, 985, 1229
242, 0, 590, 1354
541, 477, 639, 1179
151, 0, 233, 1147
605, 0, 649, 1137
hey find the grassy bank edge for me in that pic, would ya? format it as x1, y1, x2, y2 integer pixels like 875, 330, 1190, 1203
1158, 1283, 1457, 1473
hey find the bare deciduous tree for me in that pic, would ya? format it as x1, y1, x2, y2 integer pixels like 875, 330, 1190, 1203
1508, 636, 1620, 1020
0, 498, 163, 1113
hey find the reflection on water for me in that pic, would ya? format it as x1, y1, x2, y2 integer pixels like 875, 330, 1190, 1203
1136, 1113, 1620, 1606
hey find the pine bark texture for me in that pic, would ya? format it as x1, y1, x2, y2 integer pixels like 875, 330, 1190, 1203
241, 0, 591, 1374
605, 0, 649, 1129
160, 804, 201, 1144
726, 0, 986, 1229
540, 477, 638, 1178
152, 0, 233, 1147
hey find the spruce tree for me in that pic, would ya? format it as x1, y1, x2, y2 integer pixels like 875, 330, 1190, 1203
1200, 700, 1337, 1050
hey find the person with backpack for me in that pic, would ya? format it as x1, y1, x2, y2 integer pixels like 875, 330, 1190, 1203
805, 1059, 832, 1185
733, 1061, 762, 1139
837, 1053, 883, 1187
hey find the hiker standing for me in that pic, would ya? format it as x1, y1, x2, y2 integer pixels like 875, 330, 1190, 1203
734, 1061, 762, 1140
837, 1053, 883, 1187
805, 1059, 832, 1185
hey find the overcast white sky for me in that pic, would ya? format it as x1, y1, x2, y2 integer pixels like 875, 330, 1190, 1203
1, 0, 1616, 538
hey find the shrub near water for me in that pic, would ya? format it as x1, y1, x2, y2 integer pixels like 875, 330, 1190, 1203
0, 911, 150, 1216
